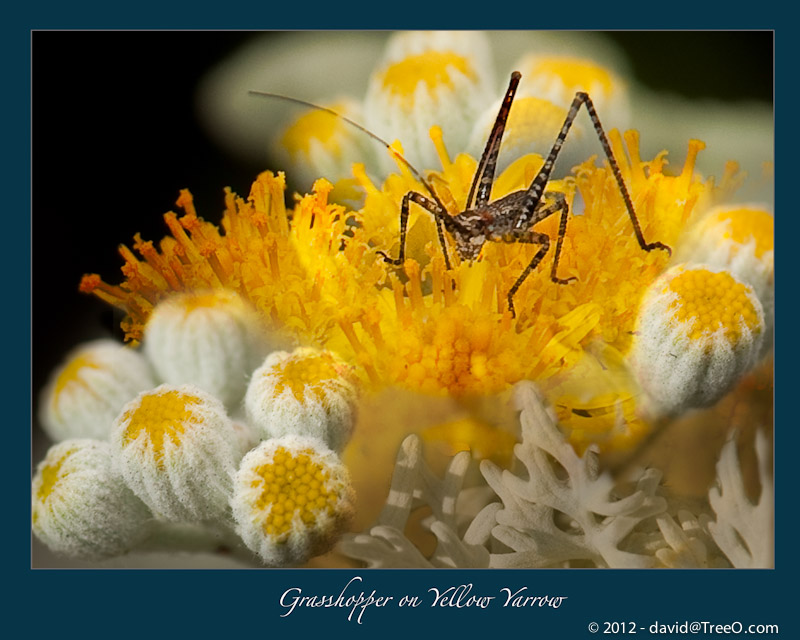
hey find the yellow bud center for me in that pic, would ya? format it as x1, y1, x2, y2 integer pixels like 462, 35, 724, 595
273, 354, 341, 403
506, 96, 570, 142
252, 447, 338, 541
122, 390, 201, 463
381, 51, 475, 99
280, 102, 349, 157
36, 448, 76, 503
668, 269, 760, 344
525, 56, 615, 93
54, 355, 99, 397
711, 207, 774, 258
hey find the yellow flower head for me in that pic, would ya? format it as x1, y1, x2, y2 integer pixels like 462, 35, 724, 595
231, 436, 355, 566
363, 31, 496, 175
679, 203, 774, 359
245, 347, 359, 452
143, 289, 271, 407
276, 97, 380, 191
81, 63, 743, 460
82, 129, 714, 398
630, 264, 765, 417
111, 383, 244, 522
39, 339, 155, 441
515, 54, 628, 114
32, 439, 150, 558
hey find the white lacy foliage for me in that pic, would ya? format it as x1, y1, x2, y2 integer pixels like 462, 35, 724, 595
484, 383, 667, 568
338, 435, 492, 568
706, 432, 774, 568
339, 382, 774, 569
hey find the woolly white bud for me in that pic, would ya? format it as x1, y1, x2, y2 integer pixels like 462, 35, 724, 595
630, 265, 765, 417
231, 435, 354, 566
681, 205, 774, 356
276, 97, 381, 192
143, 290, 270, 407
244, 347, 358, 452
363, 31, 496, 174
32, 439, 151, 558
469, 55, 629, 176
111, 384, 243, 523
39, 340, 156, 441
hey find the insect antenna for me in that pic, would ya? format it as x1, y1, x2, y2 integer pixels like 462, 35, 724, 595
249, 90, 454, 268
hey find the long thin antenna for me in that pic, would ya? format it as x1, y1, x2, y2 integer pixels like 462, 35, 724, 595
249, 90, 435, 193
251, 89, 456, 269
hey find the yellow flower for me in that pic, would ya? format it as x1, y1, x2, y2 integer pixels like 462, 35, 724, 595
83, 131, 701, 386
231, 436, 355, 566
630, 264, 765, 417
79, 114, 737, 464
245, 346, 359, 452
111, 383, 244, 523
32, 439, 151, 558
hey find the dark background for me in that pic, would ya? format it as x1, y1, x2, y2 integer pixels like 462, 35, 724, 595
31, 31, 774, 433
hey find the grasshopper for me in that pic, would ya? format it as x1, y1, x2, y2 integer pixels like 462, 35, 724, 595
253, 71, 670, 316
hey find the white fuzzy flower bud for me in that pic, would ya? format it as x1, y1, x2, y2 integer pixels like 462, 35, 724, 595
276, 97, 381, 192
244, 347, 358, 452
32, 439, 151, 558
231, 435, 354, 566
469, 54, 629, 178
514, 53, 630, 121
39, 340, 156, 442
143, 290, 270, 407
630, 264, 765, 417
680, 205, 774, 356
111, 384, 243, 523
364, 31, 496, 174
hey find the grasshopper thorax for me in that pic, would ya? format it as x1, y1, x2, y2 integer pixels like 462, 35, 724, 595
451, 208, 493, 261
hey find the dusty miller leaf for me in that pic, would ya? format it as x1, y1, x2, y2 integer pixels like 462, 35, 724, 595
485, 382, 667, 568
706, 431, 773, 568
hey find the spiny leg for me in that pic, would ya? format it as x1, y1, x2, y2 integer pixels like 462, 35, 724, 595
433, 213, 452, 270
542, 191, 577, 284
578, 93, 670, 254
378, 191, 452, 266
466, 71, 522, 210
519, 91, 671, 256
506, 230, 551, 318
502, 195, 572, 316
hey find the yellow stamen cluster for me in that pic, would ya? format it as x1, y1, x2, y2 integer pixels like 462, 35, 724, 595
252, 446, 337, 540
380, 52, 475, 99
274, 353, 341, 403
389, 302, 523, 395
122, 389, 200, 464
80, 121, 730, 457
666, 269, 761, 344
